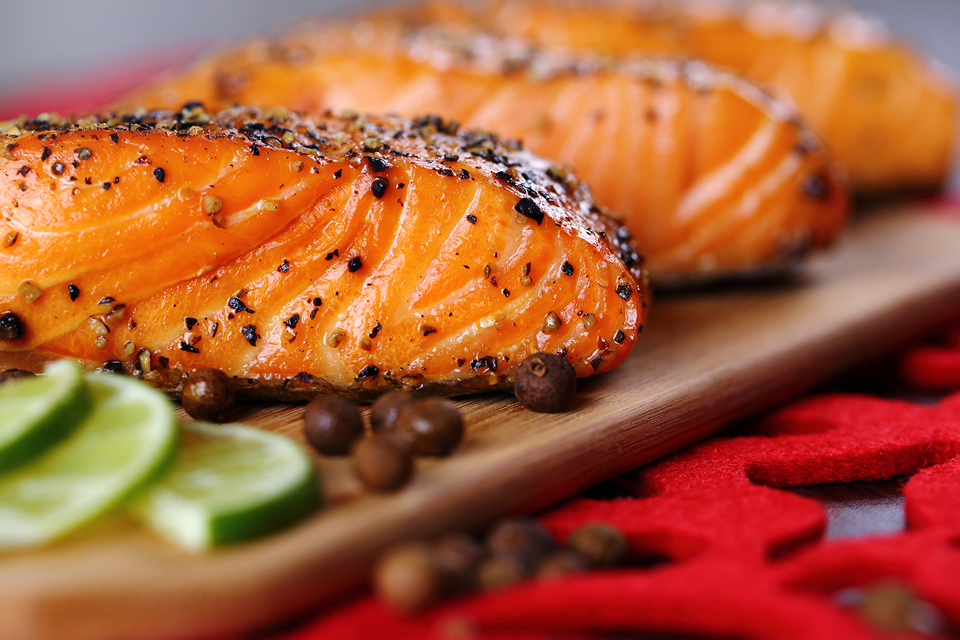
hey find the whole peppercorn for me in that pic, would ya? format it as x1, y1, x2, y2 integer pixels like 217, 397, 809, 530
303, 396, 364, 456
396, 398, 464, 456
514, 353, 577, 413
566, 523, 628, 568
181, 368, 236, 422
0, 312, 24, 342
536, 550, 590, 580
370, 390, 415, 433
486, 518, 555, 568
352, 434, 414, 491
476, 554, 528, 590
0, 368, 34, 385
373, 543, 447, 613
434, 532, 484, 594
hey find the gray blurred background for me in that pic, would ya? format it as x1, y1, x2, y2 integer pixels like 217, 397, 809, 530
2, 0, 957, 93
1, 0, 957, 183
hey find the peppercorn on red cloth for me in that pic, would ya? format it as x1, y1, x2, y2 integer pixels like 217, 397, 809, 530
283, 391, 960, 640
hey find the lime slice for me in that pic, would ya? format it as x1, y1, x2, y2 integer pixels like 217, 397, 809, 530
0, 361, 91, 473
0, 373, 178, 548
131, 423, 320, 551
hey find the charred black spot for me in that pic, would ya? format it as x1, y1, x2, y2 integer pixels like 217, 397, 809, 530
371, 177, 388, 199
241, 325, 258, 346
357, 365, 379, 379
515, 197, 544, 225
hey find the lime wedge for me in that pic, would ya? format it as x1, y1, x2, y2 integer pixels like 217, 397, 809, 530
131, 423, 320, 551
0, 373, 178, 548
0, 361, 91, 473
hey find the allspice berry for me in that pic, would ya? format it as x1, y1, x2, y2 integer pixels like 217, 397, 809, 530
396, 398, 464, 456
536, 550, 590, 580
566, 523, 628, 568
476, 554, 528, 590
514, 353, 577, 413
434, 532, 484, 594
486, 518, 555, 567
0, 368, 34, 385
352, 434, 414, 491
370, 390, 415, 432
303, 396, 364, 456
181, 368, 236, 422
374, 543, 447, 613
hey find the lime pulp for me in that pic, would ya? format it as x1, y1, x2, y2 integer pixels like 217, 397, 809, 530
131, 422, 320, 551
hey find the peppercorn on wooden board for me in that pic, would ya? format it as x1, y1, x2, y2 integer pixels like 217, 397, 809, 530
3, 204, 960, 640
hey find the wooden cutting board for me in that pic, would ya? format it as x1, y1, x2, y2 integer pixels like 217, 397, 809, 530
2, 204, 960, 640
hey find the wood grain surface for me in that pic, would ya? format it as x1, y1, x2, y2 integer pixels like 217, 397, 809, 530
2, 205, 960, 640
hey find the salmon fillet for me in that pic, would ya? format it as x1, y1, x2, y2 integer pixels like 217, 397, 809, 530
0, 108, 648, 400
118, 27, 848, 284
376, 0, 959, 194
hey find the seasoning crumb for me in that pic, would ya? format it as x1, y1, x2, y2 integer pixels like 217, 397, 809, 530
203, 194, 223, 215
357, 364, 379, 379
180, 341, 200, 354
561, 261, 574, 276
241, 324, 259, 346
278, 259, 291, 273
542, 311, 561, 333
514, 197, 544, 225
153, 167, 165, 183
372, 177, 388, 199
466, 214, 477, 224
348, 256, 363, 273
18, 281, 41, 305
334, 169, 342, 179
68, 283, 80, 301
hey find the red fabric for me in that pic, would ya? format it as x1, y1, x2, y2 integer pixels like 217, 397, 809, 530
290, 391, 960, 640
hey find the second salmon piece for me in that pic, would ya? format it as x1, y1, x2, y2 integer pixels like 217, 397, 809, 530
0, 108, 648, 400
118, 27, 849, 285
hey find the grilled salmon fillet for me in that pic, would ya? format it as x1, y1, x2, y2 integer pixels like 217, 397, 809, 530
118, 27, 848, 284
0, 108, 648, 400
377, 0, 959, 194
